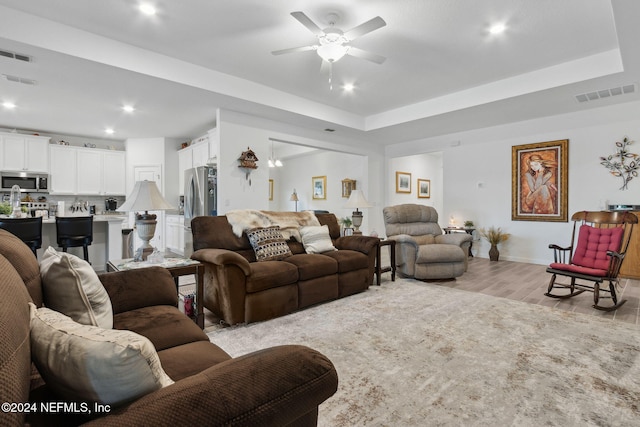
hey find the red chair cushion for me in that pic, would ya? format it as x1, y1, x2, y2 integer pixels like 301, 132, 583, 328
548, 262, 608, 277
571, 224, 623, 271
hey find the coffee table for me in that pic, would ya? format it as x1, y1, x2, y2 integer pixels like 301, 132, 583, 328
107, 256, 204, 328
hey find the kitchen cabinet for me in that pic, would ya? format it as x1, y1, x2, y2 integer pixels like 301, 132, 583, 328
49, 145, 126, 195
165, 214, 185, 255
0, 133, 50, 172
178, 141, 209, 196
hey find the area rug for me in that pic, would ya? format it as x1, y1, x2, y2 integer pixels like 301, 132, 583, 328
207, 279, 640, 426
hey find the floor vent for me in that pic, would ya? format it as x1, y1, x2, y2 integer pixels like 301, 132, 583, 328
2, 74, 37, 85
0, 49, 32, 62
575, 83, 637, 103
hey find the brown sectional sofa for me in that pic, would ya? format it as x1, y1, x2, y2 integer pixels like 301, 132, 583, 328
191, 212, 379, 325
0, 229, 338, 426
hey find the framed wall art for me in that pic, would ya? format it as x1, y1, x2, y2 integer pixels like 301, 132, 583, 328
512, 139, 568, 222
269, 179, 274, 201
312, 175, 327, 200
417, 179, 431, 198
396, 171, 411, 193
341, 178, 356, 198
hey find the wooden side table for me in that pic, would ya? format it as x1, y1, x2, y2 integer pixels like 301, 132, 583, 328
107, 256, 204, 329
375, 239, 396, 285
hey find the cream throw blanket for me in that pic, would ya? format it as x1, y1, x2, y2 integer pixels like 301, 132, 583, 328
225, 210, 321, 241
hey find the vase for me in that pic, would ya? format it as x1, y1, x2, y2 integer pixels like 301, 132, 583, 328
489, 244, 499, 261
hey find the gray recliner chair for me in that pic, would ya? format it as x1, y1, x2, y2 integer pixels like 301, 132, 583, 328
383, 204, 472, 280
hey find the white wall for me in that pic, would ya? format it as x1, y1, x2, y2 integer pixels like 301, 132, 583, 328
386, 100, 640, 264
216, 109, 385, 235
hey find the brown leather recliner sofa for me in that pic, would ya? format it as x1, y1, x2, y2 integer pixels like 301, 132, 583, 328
190, 212, 378, 325
0, 229, 338, 427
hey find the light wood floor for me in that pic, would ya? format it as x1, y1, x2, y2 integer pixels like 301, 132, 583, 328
183, 256, 640, 328
396, 257, 640, 326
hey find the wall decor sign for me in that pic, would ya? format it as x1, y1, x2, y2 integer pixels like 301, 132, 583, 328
312, 176, 327, 200
599, 136, 639, 190
417, 179, 431, 198
396, 171, 411, 193
512, 139, 568, 222
269, 179, 274, 201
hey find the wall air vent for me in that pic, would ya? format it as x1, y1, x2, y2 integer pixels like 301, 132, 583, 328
575, 83, 637, 103
2, 74, 37, 85
0, 49, 32, 62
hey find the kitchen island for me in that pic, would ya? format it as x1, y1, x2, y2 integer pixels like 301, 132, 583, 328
38, 215, 127, 272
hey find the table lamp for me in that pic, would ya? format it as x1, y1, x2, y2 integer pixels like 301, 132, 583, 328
344, 190, 372, 235
118, 180, 174, 261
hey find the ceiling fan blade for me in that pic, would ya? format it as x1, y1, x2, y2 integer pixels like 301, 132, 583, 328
346, 47, 386, 64
290, 11, 324, 37
272, 45, 316, 56
344, 16, 386, 40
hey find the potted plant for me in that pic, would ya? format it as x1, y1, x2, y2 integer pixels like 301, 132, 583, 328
464, 220, 474, 229
478, 226, 510, 261
340, 217, 353, 235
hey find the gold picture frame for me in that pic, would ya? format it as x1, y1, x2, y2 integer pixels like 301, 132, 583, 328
342, 178, 356, 198
269, 179, 274, 201
417, 179, 431, 198
512, 139, 569, 222
396, 171, 411, 193
312, 176, 327, 200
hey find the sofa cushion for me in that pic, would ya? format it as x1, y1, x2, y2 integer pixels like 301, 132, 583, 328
416, 244, 465, 263
0, 229, 43, 306
29, 304, 174, 406
246, 226, 293, 261
322, 249, 369, 273
39, 246, 113, 329
300, 225, 337, 254
285, 254, 338, 281
246, 261, 299, 293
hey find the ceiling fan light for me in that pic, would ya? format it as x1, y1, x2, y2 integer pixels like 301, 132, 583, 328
317, 43, 349, 63
275, 159, 283, 167
268, 158, 275, 168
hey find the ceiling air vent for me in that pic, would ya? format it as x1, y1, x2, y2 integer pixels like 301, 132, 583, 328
575, 83, 637, 103
0, 49, 32, 62
2, 74, 37, 85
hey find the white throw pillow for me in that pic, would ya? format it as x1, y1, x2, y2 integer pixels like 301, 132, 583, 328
39, 246, 113, 329
29, 304, 174, 406
300, 225, 337, 254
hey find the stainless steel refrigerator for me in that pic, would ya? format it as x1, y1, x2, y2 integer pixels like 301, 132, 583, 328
184, 166, 217, 221
183, 166, 217, 257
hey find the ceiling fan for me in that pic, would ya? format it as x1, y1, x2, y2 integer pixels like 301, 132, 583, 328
272, 11, 387, 86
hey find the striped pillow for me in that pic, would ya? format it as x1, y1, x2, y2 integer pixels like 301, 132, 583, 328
246, 226, 293, 261
300, 225, 337, 254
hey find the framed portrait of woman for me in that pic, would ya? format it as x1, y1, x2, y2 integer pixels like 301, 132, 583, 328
511, 139, 568, 222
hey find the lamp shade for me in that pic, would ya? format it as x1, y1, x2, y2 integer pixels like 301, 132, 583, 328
344, 190, 372, 209
290, 191, 299, 202
117, 180, 174, 212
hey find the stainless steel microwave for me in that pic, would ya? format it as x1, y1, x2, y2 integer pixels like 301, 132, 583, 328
0, 172, 49, 193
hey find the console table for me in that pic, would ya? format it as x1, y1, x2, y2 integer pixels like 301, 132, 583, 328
107, 256, 204, 328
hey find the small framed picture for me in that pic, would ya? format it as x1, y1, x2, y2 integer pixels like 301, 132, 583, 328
312, 176, 327, 200
396, 171, 411, 193
417, 179, 431, 198
269, 179, 274, 201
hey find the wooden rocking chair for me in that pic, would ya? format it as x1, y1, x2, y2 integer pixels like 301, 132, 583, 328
545, 210, 638, 311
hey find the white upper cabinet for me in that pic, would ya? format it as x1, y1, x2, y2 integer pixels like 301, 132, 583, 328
0, 133, 50, 172
49, 145, 126, 195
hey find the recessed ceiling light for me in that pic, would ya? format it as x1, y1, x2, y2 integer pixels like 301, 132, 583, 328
343, 83, 355, 92
489, 23, 506, 35
2, 102, 16, 109
105, 128, 115, 135
122, 105, 135, 113
139, 3, 156, 16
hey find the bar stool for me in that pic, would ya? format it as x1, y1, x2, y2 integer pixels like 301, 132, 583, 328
56, 216, 94, 262
0, 217, 43, 258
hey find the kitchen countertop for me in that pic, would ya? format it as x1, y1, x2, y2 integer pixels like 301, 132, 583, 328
39, 215, 127, 224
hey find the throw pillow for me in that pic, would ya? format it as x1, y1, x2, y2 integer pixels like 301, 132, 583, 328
246, 226, 293, 261
29, 304, 174, 406
300, 225, 337, 254
39, 246, 113, 329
